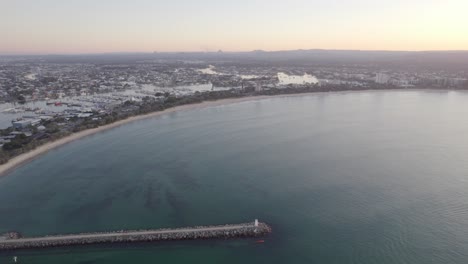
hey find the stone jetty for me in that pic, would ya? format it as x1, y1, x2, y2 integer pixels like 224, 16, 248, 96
0, 220, 271, 250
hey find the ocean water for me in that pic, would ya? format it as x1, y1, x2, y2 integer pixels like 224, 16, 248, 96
2, 90, 468, 263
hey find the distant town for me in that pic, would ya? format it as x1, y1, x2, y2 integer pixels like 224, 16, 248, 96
0, 51, 467, 163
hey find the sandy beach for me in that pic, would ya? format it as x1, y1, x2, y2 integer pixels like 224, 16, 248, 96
0, 94, 293, 177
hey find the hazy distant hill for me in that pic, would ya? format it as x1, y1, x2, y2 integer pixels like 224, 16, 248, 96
2, 50, 468, 70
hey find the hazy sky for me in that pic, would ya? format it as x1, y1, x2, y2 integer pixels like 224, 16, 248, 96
1, 0, 468, 54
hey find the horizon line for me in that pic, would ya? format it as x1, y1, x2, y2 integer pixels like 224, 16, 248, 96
2, 49, 468, 57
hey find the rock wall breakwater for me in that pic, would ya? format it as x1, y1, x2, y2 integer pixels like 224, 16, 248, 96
0, 220, 271, 250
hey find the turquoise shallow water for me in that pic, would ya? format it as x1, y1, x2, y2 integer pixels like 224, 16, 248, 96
2, 90, 468, 263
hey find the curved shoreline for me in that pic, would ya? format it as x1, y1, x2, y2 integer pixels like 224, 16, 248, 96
0, 94, 307, 178
0, 88, 444, 178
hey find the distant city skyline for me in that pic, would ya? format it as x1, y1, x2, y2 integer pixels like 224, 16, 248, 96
1, 0, 468, 55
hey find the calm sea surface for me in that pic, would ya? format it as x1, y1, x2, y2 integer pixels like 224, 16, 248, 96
2, 90, 468, 263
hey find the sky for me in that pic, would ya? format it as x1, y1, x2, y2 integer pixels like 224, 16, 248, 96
1, 0, 468, 54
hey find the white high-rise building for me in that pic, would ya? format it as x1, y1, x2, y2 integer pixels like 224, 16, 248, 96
375, 73, 390, 84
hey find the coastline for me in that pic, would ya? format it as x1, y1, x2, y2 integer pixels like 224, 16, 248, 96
0, 94, 298, 178
0, 88, 443, 178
